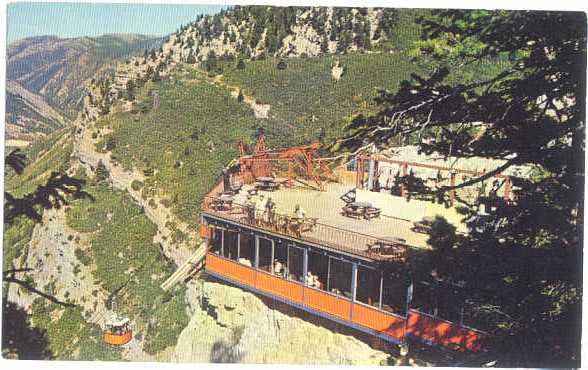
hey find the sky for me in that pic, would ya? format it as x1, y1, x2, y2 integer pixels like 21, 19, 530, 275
6, 2, 227, 43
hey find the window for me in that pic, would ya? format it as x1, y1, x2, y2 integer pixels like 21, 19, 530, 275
287, 245, 304, 283
411, 281, 436, 316
411, 281, 464, 322
381, 272, 407, 315
328, 257, 353, 299
356, 265, 381, 308
239, 232, 255, 267
436, 284, 464, 323
222, 229, 239, 261
210, 226, 223, 255
257, 237, 273, 272
273, 241, 288, 278
307, 250, 328, 290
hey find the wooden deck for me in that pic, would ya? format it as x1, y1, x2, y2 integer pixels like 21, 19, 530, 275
230, 182, 447, 250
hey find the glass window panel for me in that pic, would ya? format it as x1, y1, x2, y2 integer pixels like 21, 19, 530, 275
436, 284, 463, 323
411, 281, 436, 315
258, 237, 273, 272
307, 250, 328, 290
381, 272, 407, 314
356, 265, 381, 308
328, 257, 352, 299
222, 229, 239, 261
272, 242, 288, 278
210, 226, 223, 255
239, 232, 255, 267
287, 246, 304, 283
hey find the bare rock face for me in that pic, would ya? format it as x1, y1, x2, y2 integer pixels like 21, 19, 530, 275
278, 24, 322, 57
170, 281, 391, 364
331, 60, 345, 81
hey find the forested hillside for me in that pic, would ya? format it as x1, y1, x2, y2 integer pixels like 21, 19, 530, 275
3, 6, 582, 367
6, 34, 164, 143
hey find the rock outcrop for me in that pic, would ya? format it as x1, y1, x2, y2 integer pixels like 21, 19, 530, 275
170, 281, 392, 365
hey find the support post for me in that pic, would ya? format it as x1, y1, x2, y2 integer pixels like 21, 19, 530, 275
356, 157, 364, 189
503, 176, 511, 202
350, 263, 358, 320
288, 160, 293, 187
400, 162, 408, 198
367, 155, 375, 191
254, 234, 259, 269
449, 170, 457, 206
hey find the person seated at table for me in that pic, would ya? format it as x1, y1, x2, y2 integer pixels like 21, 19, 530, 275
305, 271, 315, 286
239, 257, 252, 267
305, 271, 322, 289
273, 259, 283, 275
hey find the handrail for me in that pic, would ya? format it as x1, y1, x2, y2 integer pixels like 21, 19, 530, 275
201, 195, 408, 262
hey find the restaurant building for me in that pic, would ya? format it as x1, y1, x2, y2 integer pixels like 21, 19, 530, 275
197, 138, 501, 354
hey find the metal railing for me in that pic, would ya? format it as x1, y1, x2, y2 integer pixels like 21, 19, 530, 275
201, 195, 407, 262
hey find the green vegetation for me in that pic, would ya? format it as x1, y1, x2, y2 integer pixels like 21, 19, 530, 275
29, 299, 122, 360
96, 71, 260, 223
4, 128, 73, 198
3, 128, 74, 272
427, 216, 457, 254
2, 216, 35, 272
221, 51, 509, 149
339, 9, 584, 367
66, 183, 189, 354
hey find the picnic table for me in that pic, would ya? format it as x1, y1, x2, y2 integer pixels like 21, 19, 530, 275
274, 214, 318, 237
341, 201, 381, 220
210, 194, 234, 211
367, 236, 407, 261
254, 176, 281, 191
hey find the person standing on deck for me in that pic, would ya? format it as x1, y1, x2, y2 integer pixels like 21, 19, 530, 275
244, 195, 256, 225
265, 196, 276, 225
292, 204, 306, 237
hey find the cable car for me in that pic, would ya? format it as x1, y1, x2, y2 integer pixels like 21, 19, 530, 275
103, 316, 132, 346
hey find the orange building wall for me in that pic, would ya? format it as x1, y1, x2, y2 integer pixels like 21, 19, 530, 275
407, 310, 484, 352
256, 271, 304, 304
206, 254, 255, 286
303, 286, 352, 321
205, 253, 485, 352
352, 303, 405, 340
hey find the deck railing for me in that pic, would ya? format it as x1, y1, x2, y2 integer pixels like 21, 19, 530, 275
201, 195, 407, 262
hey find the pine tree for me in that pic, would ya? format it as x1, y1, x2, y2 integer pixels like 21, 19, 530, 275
95, 160, 109, 182
321, 34, 329, 54
276, 58, 287, 70
186, 52, 197, 64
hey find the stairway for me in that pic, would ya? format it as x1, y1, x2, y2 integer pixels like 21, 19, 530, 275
161, 241, 208, 291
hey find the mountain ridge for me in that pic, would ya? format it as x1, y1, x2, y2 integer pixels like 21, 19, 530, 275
6, 33, 165, 144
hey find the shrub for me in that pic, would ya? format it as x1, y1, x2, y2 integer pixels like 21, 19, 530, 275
95, 161, 109, 183
75, 248, 92, 266
276, 59, 287, 70
427, 215, 457, 254
105, 136, 116, 151
236, 59, 246, 70
143, 167, 154, 177
160, 198, 172, 208
131, 180, 144, 191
